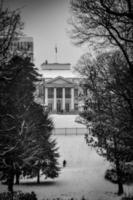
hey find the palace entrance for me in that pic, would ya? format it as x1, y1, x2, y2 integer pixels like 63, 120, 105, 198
57, 100, 62, 113
65, 103, 70, 112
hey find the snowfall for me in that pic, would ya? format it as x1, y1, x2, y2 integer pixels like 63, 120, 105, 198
0, 115, 133, 200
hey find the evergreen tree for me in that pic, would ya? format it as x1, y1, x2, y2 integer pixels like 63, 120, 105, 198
0, 4, 24, 192
0, 56, 60, 191
22, 102, 60, 183
0, 2, 60, 192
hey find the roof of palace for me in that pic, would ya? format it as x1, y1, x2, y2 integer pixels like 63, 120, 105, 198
39, 62, 78, 78
41, 62, 71, 70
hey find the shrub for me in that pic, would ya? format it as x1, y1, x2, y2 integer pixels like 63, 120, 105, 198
0, 191, 37, 200
105, 166, 133, 184
105, 169, 118, 183
122, 196, 133, 200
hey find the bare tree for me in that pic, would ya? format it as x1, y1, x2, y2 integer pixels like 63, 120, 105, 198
75, 51, 133, 195
0, 2, 23, 65
70, 0, 133, 73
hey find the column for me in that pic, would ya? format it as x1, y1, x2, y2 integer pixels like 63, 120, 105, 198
45, 87, 48, 105
71, 88, 74, 111
62, 88, 65, 111
53, 88, 57, 111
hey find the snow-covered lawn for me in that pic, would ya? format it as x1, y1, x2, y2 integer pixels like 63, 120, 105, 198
50, 114, 86, 128
1, 135, 132, 200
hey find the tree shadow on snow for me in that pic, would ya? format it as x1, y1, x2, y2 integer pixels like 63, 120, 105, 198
20, 180, 62, 187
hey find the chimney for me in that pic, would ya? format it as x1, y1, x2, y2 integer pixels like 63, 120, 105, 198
45, 60, 48, 64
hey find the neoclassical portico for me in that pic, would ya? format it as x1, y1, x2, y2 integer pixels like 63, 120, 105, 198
44, 87, 74, 111
44, 76, 78, 113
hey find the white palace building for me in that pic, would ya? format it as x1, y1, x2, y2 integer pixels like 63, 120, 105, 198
36, 61, 82, 114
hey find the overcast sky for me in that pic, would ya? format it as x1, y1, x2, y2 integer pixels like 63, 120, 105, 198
4, 0, 86, 67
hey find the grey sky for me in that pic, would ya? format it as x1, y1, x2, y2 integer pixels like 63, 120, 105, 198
4, 0, 85, 67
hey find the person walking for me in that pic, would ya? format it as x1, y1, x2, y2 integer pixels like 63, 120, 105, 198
63, 160, 67, 167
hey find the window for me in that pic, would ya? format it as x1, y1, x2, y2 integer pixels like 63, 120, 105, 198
21, 42, 23, 49
74, 103, 78, 111
74, 89, 78, 97
57, 88, 62, 98
65, 88, 71, 98
27, 42, 33, 50
48, 88, 54, 98
38, 85, 44, 97
48, 103, 53, 112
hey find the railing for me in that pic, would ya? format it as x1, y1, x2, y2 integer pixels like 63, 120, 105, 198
52, 128, 91, 135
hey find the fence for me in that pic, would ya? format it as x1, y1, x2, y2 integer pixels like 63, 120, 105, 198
52, 127, 91, 135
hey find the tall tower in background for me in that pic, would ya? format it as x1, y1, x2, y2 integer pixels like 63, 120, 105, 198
0, 36, 34, 62
11, 36, 34, 62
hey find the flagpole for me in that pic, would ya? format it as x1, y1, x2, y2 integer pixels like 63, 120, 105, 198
55, 45, 58, 63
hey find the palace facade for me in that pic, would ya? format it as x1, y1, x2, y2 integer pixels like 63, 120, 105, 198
36, 62, 82, 113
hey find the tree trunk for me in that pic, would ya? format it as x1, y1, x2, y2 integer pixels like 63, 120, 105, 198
118, 179, 124, 195
7, 172, 14, 193
8, 181, 13, 193
37, 170, 40, 184
15, 173, 20, 185
113, 135, 124, 196
116, 160, 124, 195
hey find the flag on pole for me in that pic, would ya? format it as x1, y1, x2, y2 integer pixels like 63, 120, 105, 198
55, 45, 57, 54
55, 44, 58, 63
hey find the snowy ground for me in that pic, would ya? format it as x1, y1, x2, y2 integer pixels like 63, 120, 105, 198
50, 114, 86, 128
1, 135, 132, 200
0, 115, 133, 199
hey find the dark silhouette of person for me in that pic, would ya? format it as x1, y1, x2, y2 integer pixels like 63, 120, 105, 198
63, 160, 66, 167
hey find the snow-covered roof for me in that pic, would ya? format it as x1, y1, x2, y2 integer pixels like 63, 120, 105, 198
41, 63, 71, 70
39, 62, 77, 78
39, 69, 77, 78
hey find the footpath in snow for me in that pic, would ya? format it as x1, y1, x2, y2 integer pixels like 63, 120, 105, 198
0, 115, 132, 200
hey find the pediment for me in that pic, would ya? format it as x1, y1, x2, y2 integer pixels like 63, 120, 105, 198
46, 76, 73, 85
